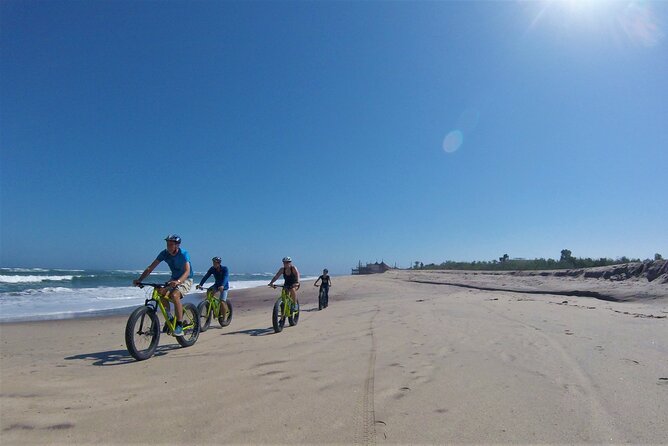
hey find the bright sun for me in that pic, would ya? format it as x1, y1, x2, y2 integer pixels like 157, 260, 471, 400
528, 0, 664, 47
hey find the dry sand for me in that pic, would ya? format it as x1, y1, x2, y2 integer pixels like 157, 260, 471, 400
1, 270, 667, 444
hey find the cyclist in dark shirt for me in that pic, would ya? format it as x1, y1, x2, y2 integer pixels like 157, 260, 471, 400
268, 256, 300, 311
196, 256, 230, 317
314, 268, 332, 308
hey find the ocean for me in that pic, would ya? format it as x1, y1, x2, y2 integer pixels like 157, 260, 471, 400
0, 268, 304, 322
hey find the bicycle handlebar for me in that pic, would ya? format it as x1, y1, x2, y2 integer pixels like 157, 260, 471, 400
268, 283, 299, 289
135, 282, 170, 289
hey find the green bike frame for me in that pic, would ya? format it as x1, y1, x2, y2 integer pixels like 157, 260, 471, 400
197, 287, 233, 332
271, 286, 299, 333
150, 286, 195, 333
125, 282, 200, 361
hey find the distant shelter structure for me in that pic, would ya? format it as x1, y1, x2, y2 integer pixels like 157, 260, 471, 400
351, 261, 392, 275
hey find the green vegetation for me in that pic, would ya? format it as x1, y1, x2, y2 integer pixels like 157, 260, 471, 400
411, 250, 664, 271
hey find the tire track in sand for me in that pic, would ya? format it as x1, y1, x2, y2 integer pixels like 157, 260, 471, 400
483, 301, 625, 443
353, 306, 379, 445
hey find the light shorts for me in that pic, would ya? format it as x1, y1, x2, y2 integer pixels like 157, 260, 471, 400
175, 279, 193, 297
208, 287, 228, 302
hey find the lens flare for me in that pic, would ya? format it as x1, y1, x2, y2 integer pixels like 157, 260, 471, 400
442, 130, 463, 153
618, 2, 664, 47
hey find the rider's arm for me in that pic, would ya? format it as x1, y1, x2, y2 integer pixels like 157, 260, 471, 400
134, 259, 161, 285
268, 268, 283, 286
199, 268, 213, 287
269, 267, 283, 286
314, 276, 321, 287
293, 266, 301, 289
174, 262, 191, 286
221, 266, 229, 288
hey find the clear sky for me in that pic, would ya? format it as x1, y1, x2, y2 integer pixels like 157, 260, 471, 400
1, 0, 666, 275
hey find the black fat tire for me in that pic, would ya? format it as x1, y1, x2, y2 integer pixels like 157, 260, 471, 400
288, 302, 299, 326
218, 299, 233, 327
197, 300, 212, 332
318, 289, 325, 311
125, 306, 160, 361
176, 303, 200, 347
272, 298, 285, 333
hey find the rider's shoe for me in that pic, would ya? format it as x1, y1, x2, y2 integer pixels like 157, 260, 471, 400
173, 323, 184, 337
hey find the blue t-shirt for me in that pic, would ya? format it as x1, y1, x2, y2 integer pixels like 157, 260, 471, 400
156, 248, 193, 280
199, 265, 229, 289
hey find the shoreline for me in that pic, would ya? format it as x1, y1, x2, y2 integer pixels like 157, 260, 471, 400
0, 277, 321, 324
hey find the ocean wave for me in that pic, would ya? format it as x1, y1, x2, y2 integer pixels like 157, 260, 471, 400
10, 286, 74, 295
0, 267, 50, 273
0, 273, 295, 322
0, 275, 77, 284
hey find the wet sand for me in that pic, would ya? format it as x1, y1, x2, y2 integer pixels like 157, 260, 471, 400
1, 270, 667, 444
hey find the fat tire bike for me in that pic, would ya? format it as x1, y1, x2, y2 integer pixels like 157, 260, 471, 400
125, 282, 201, 361
269, 285, 299, 333
197, 287, 233, 332
318, 286, 329, 310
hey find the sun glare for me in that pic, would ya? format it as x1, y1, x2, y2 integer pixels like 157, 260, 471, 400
562, 0, 605, 15
527, 0, 664, 47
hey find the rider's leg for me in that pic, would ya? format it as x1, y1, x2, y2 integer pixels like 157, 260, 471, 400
158, 287, 174, 320
172, 279, 192, 325
289, 287, 299, 310
219, 289, 229, 316
171, 289, 184, 322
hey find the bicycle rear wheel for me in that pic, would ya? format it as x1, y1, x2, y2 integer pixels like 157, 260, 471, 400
272, 298, 285, 333
125, 306, 160, 361
197, 300, 212, 332
218, 299, 233, 327
176, 303, 200, 347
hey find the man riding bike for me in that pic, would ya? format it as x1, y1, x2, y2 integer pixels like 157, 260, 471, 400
133, 234, 193, 336
196, 256, 230, 317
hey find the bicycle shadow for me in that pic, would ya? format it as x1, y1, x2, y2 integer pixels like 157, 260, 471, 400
223, 327, 275, 337
64, 344, 181, 366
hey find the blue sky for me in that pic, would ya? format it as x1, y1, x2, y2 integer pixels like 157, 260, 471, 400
1, 0, 666, 275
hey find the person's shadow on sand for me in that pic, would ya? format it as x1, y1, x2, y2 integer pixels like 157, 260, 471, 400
223, 327, 275, 337
65, 345, 180, 366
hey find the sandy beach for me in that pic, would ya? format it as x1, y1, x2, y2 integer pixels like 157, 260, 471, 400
1, 269, 667, 444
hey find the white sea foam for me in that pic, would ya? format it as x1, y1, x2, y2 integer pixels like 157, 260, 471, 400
0, 275, 316, 322
0, 275, 76, 283
0, 268, 50, 273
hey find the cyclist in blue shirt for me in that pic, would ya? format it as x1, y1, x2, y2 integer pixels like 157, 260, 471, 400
133, 234, 193, 336
196, 256, 230, 317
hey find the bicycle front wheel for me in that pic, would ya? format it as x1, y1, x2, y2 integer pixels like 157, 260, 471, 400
125, 306, 160, 361
272, 298, 285, 333
218, 299, 233, 327
176, 303, 200, 347
197, 300, 212, 332
318, 290, 324, 311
